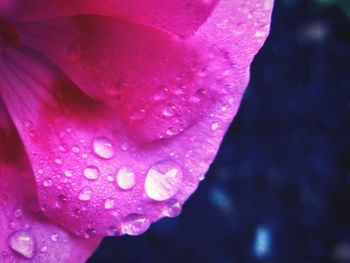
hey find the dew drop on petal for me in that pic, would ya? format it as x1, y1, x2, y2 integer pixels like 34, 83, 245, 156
83, 166, 100, 180
162, 199, 182, 218
145, 160, 183, 201
120, 214, 151, 236
78, 187, 92, 201
13, 209, 23, 218
64, 170, 73, 178
104, 198, 115, 209
211, 122, 219, 131
50, 233, 58, 242
43, 179, 53, 187
7, 230, 36, 259
92, 137, 115, 160
84, 228, 96, 239
116, 167, 136, 190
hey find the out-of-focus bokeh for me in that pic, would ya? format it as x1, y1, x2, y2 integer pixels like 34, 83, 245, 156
88, 0, 350, 262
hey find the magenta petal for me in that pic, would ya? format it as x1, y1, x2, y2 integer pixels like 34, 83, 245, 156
0, 0, 273, 238
0, 106, 101, 262
4, 0, 218, 36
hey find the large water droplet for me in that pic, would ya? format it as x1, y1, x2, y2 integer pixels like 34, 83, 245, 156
145, 160, 183, 201
93, 137, 115, 160
83, 166, 100, 180
116, 167, 135, 190
120, 214, 151, 236
7, 230, 36, 259
78, 187, 92, 201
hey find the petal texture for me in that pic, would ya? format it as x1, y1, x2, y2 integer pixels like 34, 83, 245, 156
3, 0, 219, 36
0, 0, 274, 239
0, 103, 101, 262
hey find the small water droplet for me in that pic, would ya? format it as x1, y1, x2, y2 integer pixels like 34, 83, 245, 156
116, 167, 135, 190
84, 228, 96, 239
130, 109, 146, 121
93, 136, 115, 159
145, 160, 183, 201
108, 226, 119, 236
162, 199, 182, 217
83, 166, 100, 180
120, 142, 128, 151
55, 159, 62, 165
121, 214, 151, 236
43, 179, 53, 187
7, 230, 36, 259
71, 146, 80, 153
78, 187, 92, 201
40, 246, 47, 253
13, 209, 23, 218
57, 194, 67, 207
58, 145, 67, 152
161, 104, 176, 118
50, 233, 58, 242
64, 170, 73, 177
104, 198, 115, 209
211, 122, 219, 131
106, 175, 115, 182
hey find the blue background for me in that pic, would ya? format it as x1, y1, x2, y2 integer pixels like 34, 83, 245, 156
88, 0, 350, 262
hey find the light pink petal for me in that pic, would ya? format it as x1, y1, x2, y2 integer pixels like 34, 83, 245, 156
3, 0, 219, 36
0, 0, 273, 238
0, 104, 101, 262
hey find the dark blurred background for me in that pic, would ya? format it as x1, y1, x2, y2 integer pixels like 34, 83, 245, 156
88, 0, 350, 262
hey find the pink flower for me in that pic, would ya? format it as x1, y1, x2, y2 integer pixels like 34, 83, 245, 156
0, 0, 273, 262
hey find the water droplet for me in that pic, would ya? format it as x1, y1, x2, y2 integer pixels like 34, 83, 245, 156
108, 226, 119, 236
13, 209, 22, 218
161, 104, 176, 118
64, 170, 73, 177
83, 166, 100, 180
43, 179, 53, 187
78, 187, 92, 201
57, 194, 67, 207
54, 158, 62, 165
145, 160, 183, 201
104, 198, 115, 209
116, 167, 135, 190
106, 175, 115, 182
50, 233, 58, 242
71, 146, 80, 153
7, 230, 36, 259
121, 214, 151, 236
84, 228, 96, 239
40, 246, 47, 253
162, 199, 182, 217
120, 142, 128, 151
93, 136, 115, 160
211, 122, 219, 131
130, 109, 146, 121
58, 145, 67, 152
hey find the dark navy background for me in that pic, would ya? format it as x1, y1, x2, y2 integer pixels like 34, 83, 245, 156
88, 0, 350, 262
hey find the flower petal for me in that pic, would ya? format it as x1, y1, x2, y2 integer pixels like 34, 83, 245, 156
3, 0, 219, 36
0, 0, 273, 238
0, 103, 101, 262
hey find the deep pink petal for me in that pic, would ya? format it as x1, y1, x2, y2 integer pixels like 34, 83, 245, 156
0, 0, 273, 238
3, 0, 219, 37
0, 104, 101, 262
